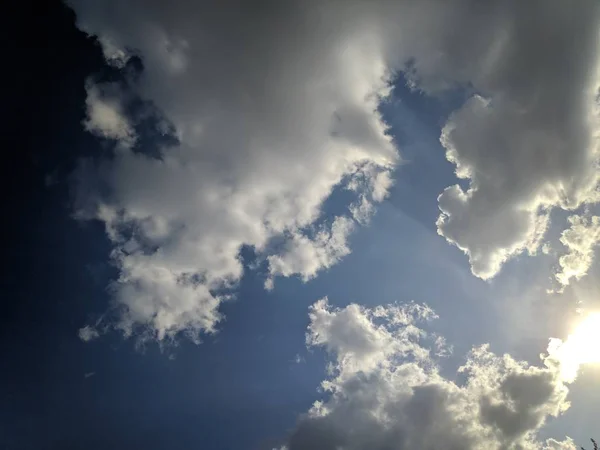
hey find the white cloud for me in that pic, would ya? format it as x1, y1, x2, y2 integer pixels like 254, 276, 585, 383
281, 299, 578, 450
433, 3, 600, 279
67, 0, 600, 342
68, 0, 402, 342
266, 216, 355, 289
82, 80, 136, 147
542, 242, 553, 256
554, 215, 600, 288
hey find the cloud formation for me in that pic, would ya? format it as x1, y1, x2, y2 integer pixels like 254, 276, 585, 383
83, 79, 136, 147
68, 0, 400, 341
554, 215, 600, 288
282, 299, 577, 450
265, 216, 355, 290
68, 0, 600, 342
434, 1, 600, 279
78, 325, 100, 342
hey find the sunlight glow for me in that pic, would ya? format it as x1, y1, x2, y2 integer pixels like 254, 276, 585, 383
549, 312, 600, 382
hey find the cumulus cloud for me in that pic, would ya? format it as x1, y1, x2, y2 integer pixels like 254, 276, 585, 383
68, 0, 402, 341
281, 299, 578, 450
67, 0, 600, 342
434, 2, 600, 279
554, 215, 600, 288
265, 216, 355, 290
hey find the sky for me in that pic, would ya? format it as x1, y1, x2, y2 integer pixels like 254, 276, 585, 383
3, 1, 600, 449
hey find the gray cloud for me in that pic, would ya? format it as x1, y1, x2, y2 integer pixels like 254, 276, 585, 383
67, 0, 600, 342
78, 325, 99, 342
68, 0, 400, 341
282, 299, 576, 450
434, 1, 600, 278
82, 79, 136, 147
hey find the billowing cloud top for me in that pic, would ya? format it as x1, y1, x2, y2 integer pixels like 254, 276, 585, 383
433, 2, 600, 279
554, 215, 600, 289
282, 299, 578, 450
69, 0, 400, 341
68, 0, 600, 341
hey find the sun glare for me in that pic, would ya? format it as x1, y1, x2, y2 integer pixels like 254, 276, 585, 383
551, 312, 600, 382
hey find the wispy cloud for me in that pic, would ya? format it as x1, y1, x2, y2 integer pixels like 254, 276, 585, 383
78, 325, 99, 342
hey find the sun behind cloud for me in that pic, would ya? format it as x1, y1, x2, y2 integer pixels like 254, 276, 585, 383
549, 312, 600, 383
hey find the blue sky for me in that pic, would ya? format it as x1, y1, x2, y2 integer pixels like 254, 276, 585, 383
4, 1, 600, 449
